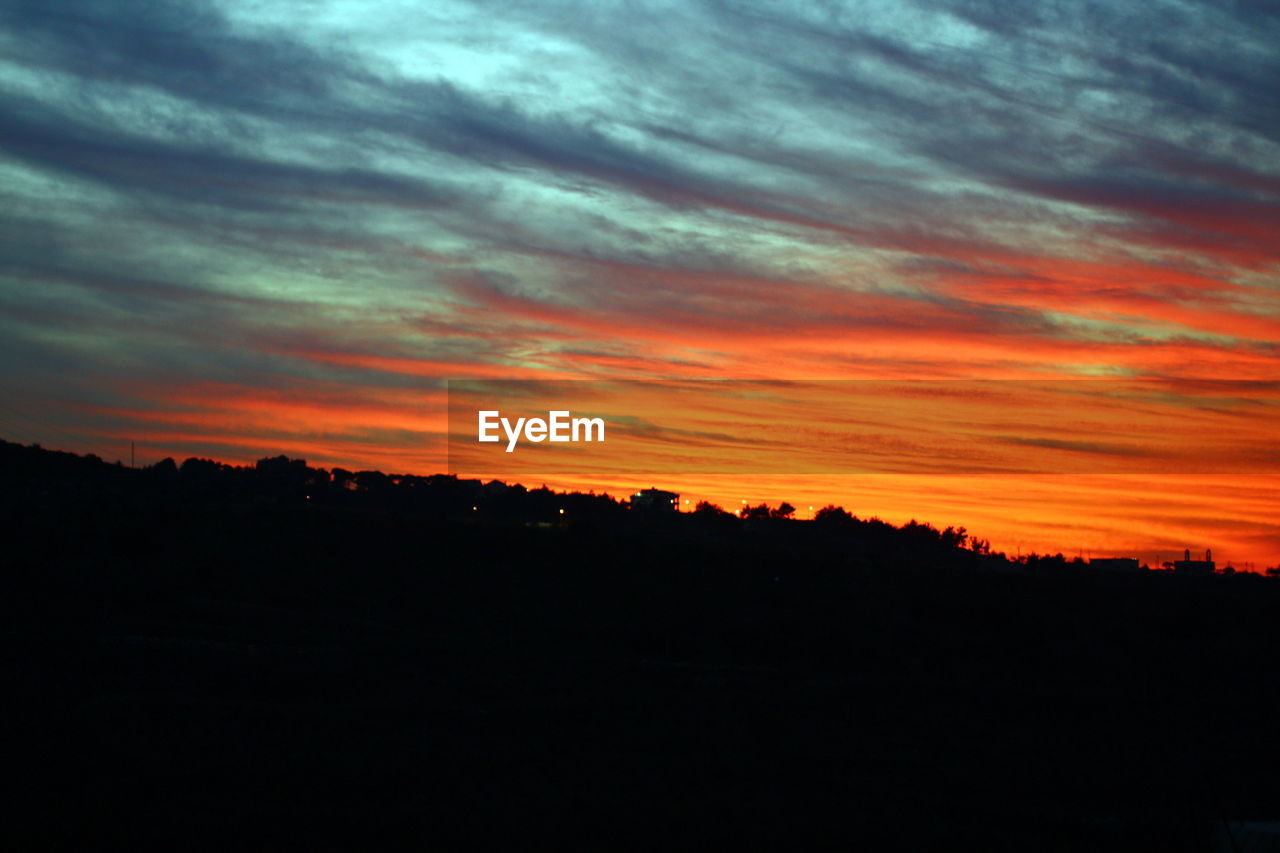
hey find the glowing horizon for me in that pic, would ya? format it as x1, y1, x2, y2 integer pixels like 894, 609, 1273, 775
0, 1, 1276, 567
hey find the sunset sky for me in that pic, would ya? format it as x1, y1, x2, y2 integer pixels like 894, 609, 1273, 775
1, 1, 1277, 565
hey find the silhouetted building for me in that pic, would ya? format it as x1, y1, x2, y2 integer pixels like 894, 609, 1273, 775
631, 488, 679, 512
1090, 557, 1141, 572
1173, 547, 1215, 575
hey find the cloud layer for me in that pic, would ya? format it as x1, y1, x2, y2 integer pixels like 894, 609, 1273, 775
1, 0, 1277, 560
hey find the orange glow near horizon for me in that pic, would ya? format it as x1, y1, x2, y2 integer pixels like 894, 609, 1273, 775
36, 372, 1277, 571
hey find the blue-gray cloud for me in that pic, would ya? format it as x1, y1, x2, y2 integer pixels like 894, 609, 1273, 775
0, 0, 1277, 465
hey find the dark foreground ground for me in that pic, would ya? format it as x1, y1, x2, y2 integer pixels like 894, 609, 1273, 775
6, 497, 1280, 851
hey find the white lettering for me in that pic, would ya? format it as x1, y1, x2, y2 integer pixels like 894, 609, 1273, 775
478, 410, 500, 442
479, 410, 606, 452
572, 416, 604, 442
502, 416, 526, 453
548, 410, 570, 442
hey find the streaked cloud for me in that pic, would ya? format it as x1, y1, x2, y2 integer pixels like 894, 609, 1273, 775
0, 0, 1276, 561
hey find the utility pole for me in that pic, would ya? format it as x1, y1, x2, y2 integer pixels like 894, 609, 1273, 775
131, 441, 135, 468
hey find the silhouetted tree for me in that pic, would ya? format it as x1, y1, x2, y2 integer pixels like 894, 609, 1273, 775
693, 500, 731, 517
743, 503, 772, 520
940, 525, 968, 549
256, 455, 308, 478
770, 502, 796, 520
1023, 552, 1070, 574
355, 470, 389, 491
813, 505, 855, 526
331, 468, 355, 490
180, 457, 226, 477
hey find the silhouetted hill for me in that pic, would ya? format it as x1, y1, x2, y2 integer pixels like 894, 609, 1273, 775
4, 439, 1279, 851
0, 439, 1050, 570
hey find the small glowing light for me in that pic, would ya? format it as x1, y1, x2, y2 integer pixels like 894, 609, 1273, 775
472, 506, 477, 511
558, 508, 565, 514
